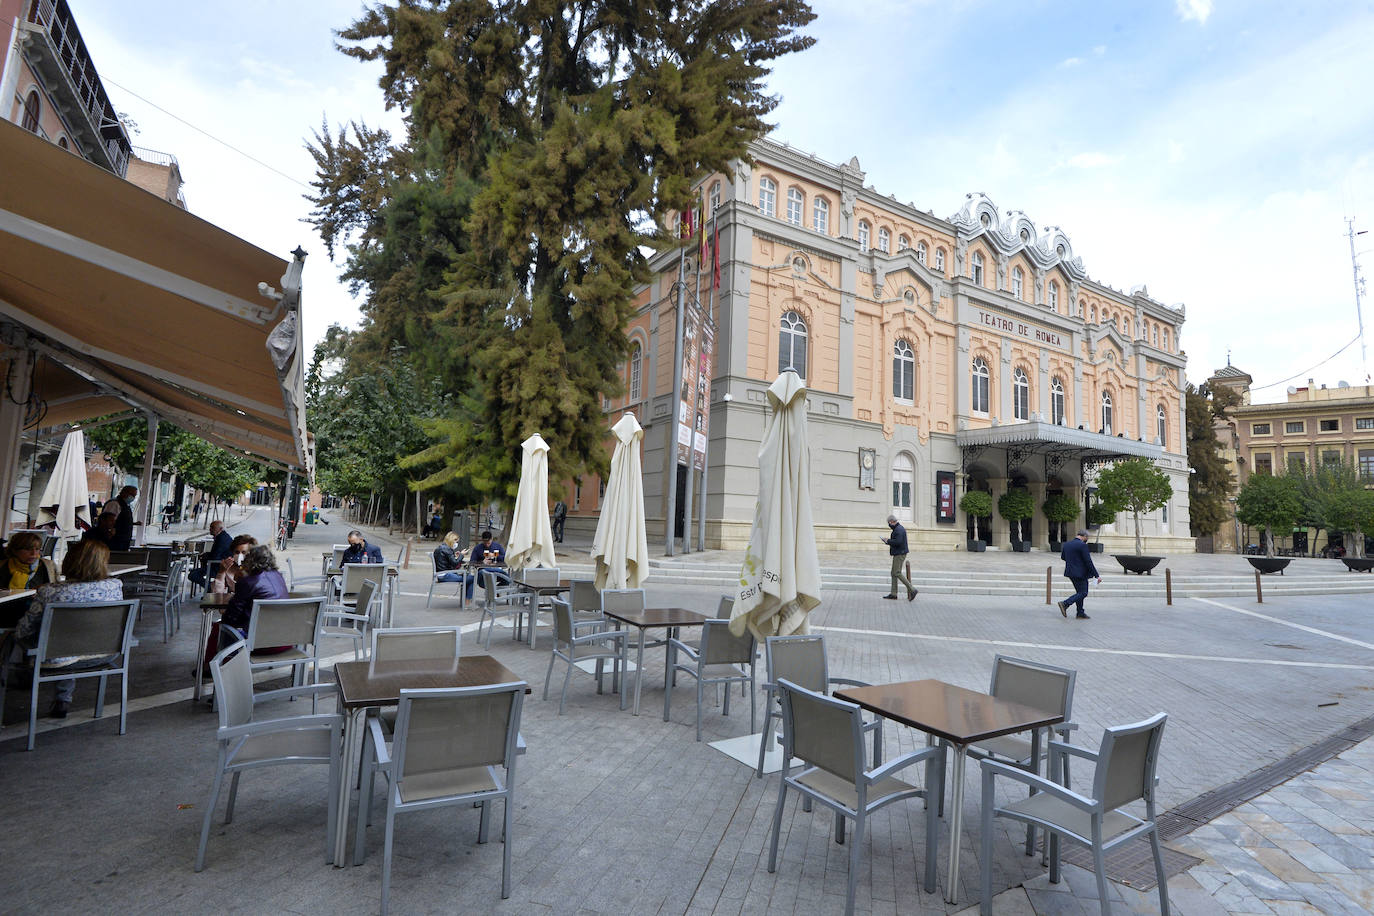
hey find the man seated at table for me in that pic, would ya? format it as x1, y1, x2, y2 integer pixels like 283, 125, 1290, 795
341, 530, 384, 565
209, 535, 258, 595
188, 520, 233, 588
468, 530, 509, 591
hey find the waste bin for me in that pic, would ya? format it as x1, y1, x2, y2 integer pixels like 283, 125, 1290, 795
451, 510, 472, 551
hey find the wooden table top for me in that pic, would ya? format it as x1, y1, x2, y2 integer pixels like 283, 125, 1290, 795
109, 564, 149, 577
200, 593, 231, 608
834, 679, 1063, 746
334, 655, 531, 710
0, 587, 36, 604
603, 607, 710, 629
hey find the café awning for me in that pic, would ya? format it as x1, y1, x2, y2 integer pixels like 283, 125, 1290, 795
957, 421, 1163, 477
0, 120, 311, 474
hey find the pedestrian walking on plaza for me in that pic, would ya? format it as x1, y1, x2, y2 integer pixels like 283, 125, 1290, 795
880, 514, 917, 601
1057, 529, 1101, 619
552, 499, 567, 543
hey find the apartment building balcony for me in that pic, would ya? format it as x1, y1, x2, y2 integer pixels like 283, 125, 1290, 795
18, 0, 131, 176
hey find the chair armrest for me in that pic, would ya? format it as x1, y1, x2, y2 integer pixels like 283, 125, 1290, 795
1048, 739, 1098, 762
251, 682, 338, 705
665, 636, 700, 660
828, 677, 872, 689
865, 745, 941, 783
979, 758, 1097, 809
219, 712, 341, 742
367, 716, 393, 767
571, 630, 624, 646
323, 610, 370, 625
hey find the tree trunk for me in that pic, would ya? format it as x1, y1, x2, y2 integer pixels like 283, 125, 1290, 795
416, 489, 424, 537
1133, 509, 1143, 555
1264, 528, 1274, 557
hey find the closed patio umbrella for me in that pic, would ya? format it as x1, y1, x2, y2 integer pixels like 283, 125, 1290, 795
37, 429, 91, 536
591, 413, 649, 590
729, 369, 821, 641
506, 433, 557, 571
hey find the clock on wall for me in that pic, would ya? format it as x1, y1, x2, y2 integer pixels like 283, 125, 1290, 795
858, 448, 876, 489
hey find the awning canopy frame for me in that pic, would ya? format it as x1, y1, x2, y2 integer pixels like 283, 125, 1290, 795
957, 421, 1164, 483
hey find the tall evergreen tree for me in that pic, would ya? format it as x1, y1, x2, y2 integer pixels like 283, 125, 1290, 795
1185, 382, 1238, 536
307, 0, 816, 504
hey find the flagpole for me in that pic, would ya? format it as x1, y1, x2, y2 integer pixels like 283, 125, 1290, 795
682, 196, 704, 554
665, 229, 687, 557
697, 208, 718, 552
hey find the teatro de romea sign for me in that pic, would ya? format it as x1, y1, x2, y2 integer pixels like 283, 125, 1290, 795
975, 308, 1066, 350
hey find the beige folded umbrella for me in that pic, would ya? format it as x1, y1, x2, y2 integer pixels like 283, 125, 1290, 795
37, 429, 92, 537
730, 370, 821, 641
591, 413, 649, 589
506, 433, 557, 571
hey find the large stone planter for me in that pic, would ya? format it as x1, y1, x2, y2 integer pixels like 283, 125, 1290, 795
1340, 557, 1374, 572
1247, 556, 1291, 575
1113, 554, 1163, 575
966, 539, 987, 552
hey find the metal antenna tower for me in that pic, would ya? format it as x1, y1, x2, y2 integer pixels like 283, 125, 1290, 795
1349, 217, 1369, 378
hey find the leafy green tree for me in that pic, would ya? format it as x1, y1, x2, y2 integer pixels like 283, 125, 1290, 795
1311, 461, 1374, 558
86, 416, 189, 477
1042, 492, 1080, 545
1185, 382, 1238, 536
997, 488, 1033, 546
1094, 458, 1173, 555
307, 0, 818, 508
1235, 472, 1302, 557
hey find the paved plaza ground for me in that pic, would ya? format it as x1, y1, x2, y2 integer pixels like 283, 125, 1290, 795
2, 506, 1372, 914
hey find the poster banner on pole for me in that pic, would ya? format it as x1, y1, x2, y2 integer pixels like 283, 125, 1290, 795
690, 302, 715, 471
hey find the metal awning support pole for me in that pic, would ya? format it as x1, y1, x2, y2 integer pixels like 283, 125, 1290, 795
137, 413, 159, 544
0, 343, 36, 530
665, 248, 686, 556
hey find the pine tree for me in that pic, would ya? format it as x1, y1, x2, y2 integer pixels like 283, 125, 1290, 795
1185, 382, 1238, 536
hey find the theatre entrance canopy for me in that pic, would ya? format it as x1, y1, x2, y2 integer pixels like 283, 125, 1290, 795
0, 120, 312, 515
956, 421, 1163, 482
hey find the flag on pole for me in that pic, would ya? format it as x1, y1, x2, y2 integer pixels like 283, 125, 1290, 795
699, 192, 709, 263
711, 218, 721, 290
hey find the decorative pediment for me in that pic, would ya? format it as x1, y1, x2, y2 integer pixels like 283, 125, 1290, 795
948, 192, 1087, 281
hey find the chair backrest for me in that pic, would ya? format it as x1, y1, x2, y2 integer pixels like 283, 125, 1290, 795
989, 655, 1076, 722
601, 588, 645, 615
715, 594, 734, 618
210, 642, 256, 729
777, 679, 863, 784
551, 598, 577, 645
341, 563, 382, 599
699, 619, 754, 666
37, 600, 139, 662
1093, 712, 1168, 811
331, 545, 348, 569
40, 535, 59, 558
766, 635, 829, 694
353, 579, 381, 627
393, 683, 525, 786
246, 596, 326, 652
372, 626, 461, 661
108, 550, 150, 567
569, 579, 600, 613
521, 567, 560, 586
142, 546, 173, 574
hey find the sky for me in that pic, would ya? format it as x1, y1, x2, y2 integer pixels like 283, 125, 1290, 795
71, 0, 1374, 404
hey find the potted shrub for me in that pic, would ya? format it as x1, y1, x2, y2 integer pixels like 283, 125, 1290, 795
998, 488, 1034, 552
1042, 493, 1079, 552
1095, 457, 1170, 574
960, 491, 992, 551
1085, 501, 1114, 553
1236, 472, 1302, 574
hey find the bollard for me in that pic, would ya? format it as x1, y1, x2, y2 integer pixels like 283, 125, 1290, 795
1165, 567, 1172, 606
1046, 566, 1053, 605
403, 536, 413, 570
1255, 568, 1263, 604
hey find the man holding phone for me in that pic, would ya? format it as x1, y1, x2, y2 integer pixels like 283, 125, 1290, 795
880, 514, 917, 601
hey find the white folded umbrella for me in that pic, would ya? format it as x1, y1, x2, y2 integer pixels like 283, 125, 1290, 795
506, 433, 557, 571
37, 429, 91, 537
591, 413, 649, 590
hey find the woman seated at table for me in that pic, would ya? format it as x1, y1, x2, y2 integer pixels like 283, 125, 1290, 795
10, 539, 122, 719
433, 531, 476, 599
209, 535, 258, 595
200, 545, 291, 673
2, 532, 55, 627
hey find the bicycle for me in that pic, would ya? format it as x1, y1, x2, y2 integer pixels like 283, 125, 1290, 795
275, 517, 288, 551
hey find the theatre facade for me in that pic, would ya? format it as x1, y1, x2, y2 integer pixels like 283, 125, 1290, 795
581, 139, 1192, 553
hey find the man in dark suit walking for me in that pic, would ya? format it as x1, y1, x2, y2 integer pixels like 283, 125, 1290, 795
881, 514, 917, 601
1058, 529, 1101, 619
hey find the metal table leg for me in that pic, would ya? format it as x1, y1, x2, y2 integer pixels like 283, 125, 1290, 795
193, 609, 215, 701
333, 707, 367, 867
632, 627, 647, 716
945, 743, 968, 903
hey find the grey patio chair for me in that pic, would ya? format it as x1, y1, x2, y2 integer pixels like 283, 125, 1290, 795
221, 596, 327, 711
664, 620, 756, 741
338, 563, 384, 606
516, 567, 561, 649
568, 578, 603, 625
320, 579, 379, 662
543, 597, 624, 715
0, 599, 138, 751
965, 655, 1078, 856
676, 594, 735, 656
353, 682, 527, 912
285, 557, 329, 596
756, 634, 882, 778
979, 712, 1171, 916
476, 571, 527, 649
767, 679, 943, 915
425, 554, 464, 608
195, 641, 342, 872
371, 626, 462, 661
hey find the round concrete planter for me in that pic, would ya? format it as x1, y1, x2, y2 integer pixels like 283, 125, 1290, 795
1340, 557, 1374, 572
1113, 554, 1163, 575
1247, 556, 1291, 575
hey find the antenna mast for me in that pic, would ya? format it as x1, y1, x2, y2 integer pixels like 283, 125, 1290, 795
1349, 217, 1369, 379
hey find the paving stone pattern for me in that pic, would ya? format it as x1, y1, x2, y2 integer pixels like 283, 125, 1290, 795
1, 507, 1372, 914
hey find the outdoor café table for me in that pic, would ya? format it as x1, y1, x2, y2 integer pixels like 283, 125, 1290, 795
194, 593, 231, 701
326, 564, 400, 627
832, 679, 1064, 904
331, 655, 531, 867
0, 587, 36, 604
601, 606, 710, 716
108, 563, 148, 577
462, 561, 508, 609
509, 578, 572, 648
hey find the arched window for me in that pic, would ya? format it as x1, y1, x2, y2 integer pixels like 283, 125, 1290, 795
971, 251, 984, 285
1048, 280, 1058, 309
57, 136, 69, 150
1090, 303, 1097, 322
877, 227, 890, 253
898, 234, 909, 251
934, 247, 945, 271
892, 452, 914, 522
893, 339, 915, 402
1162, 327, 1170, 350
812, 197, 829, 233
1152, 325, 1160, 346
972, 356, 990, 414
1101, 390, 1113, 435
21, 90, 40, 133
1012, 367, 1030, 421
758, 176, 776, 216
629, 344, 642, 401
709, 181, 721, 214
786, 187, 803, 225
916, 241, 927, 265
1157, 403, 1167, 448
1051, 376, 1066, 425
1011, 266, 1024, 299
779, 310, 808, 378
857, 220, 870, 252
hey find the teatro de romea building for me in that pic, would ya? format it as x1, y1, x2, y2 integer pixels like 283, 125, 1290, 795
593, 138, 1192, 553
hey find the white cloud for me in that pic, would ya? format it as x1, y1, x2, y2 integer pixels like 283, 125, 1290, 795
1175, 0, 1213, 24
1066, 152, 1122, 169
1092, 45, 1107, 56
1167, 140, 1185, 164
1059, 56, 1083, 68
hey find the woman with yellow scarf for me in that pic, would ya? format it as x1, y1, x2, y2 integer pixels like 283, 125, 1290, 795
2, 532, 51, 627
